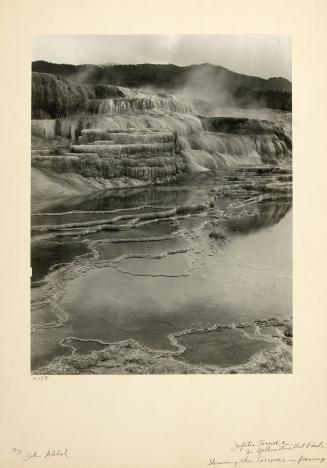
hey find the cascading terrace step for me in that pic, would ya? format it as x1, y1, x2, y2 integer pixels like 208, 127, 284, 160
31, 149, 53, 156
78, 128, 175, 144
71, 142, 176, 158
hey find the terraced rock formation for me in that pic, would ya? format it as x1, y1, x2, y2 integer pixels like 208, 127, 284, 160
31, 72, 292, 201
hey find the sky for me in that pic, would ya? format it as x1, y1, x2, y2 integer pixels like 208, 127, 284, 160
33, 35, 292, 80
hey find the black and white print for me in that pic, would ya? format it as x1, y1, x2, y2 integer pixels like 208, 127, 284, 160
31, 35, 292, 375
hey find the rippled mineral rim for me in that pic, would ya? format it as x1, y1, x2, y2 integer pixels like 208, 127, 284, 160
33, 318, 292, 375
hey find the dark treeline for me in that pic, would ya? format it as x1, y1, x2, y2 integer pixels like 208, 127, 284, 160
32, 61, 291, 92
234, 87, 292, 111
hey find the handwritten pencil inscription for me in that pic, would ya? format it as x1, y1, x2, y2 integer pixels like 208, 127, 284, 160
208, 440, 326, 466
12, 447, 69, 463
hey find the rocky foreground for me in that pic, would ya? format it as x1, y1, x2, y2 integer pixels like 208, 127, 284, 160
34, 318, 292, 375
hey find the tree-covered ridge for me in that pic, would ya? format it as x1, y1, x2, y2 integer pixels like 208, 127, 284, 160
32, 60, 291, 91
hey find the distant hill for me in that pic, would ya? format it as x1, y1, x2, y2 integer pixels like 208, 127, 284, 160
32, 61, 292, 111
264, 77, 292, 93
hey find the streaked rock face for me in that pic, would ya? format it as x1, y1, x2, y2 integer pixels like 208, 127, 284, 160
31, 81, 292, 190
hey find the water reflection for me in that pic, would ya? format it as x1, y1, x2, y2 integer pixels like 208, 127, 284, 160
35, 185, 195, 213
225, 201, 292, 235
31, 241, 89, 283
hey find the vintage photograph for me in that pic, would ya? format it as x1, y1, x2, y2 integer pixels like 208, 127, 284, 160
31, 35, 292, 375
